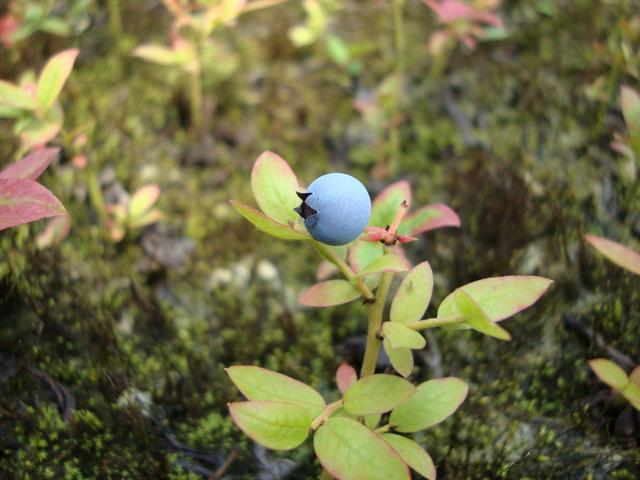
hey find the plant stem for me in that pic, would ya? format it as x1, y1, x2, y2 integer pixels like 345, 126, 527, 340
108, 0, 122, 38
311, 241, 374, 301
360, 270, 394, 378
408, 315, 465, 330
393, 0, 406, 74
387, 0, 406, 177
311, 400, 343, 431
87, 165, 107, 228
189, 69, 203, 134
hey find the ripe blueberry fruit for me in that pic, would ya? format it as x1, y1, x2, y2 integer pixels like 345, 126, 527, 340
294, 173, 371, 246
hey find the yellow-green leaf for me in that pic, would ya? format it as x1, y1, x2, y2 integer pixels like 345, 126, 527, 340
227, 365, 326, 418
584, 234, 640, 276
36, 49, 79, 112
383, 434, 436, 480
343, 374, 415, 416
622, 382, 640, 410
0, 80, 36, 110
454, 289, 511, 340
588, 359, 629, 392
390, 262, 433, 325
251, 151, 301, 225
228, 400, 310, 450
356, 253, 410, 277
383, 338, 414, 378
382, 322, 426, 349
230, 201, 310, 240
390, 377, 468, 432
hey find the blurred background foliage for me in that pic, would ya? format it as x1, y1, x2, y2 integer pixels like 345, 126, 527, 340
0, 0, 639, 478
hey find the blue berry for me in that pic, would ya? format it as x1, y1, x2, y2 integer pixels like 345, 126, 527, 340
294, 173, 371, 246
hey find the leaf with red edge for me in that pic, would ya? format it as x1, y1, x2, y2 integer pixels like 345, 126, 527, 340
438, 276, 553, 323
336, 363, 357, 395
299, 279, 361, 307
36, 49, 79, 112
251, 151, 301, 225
314, 417, 410, 480
584, 234, 640, 276
0, 147, 60, 180
399, 203, 460, 235
383, 434, 436, 480
0, 178, 66, 231
370, 180, 412, 227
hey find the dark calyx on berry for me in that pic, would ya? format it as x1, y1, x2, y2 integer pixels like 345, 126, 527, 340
294, 191, 317, 219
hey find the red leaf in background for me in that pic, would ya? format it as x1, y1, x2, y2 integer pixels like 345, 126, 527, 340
0, 13, 19, 48
423, 0, 503, 27
0, 147, 60, 180
0, 178, 66, 231
336, 363, 357, 395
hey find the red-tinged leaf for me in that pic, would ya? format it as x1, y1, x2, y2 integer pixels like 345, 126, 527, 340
370, 180, 412, 227
20, 118, 62, 150
251, 151, 301, 225
36, 49, 79, 113
314, 417, 411, 480
630, 366, 640, 386
336, 363, 357, 395
316, 260, 338, 280
399, 203, 460, 235
0, 178, 66, 231
621, 85, 640, 135
584, 234, 640, 276
0, 147, 60, 180
438, 276, 553, 323
588, 359, 629, 392
298, 279, 361, 307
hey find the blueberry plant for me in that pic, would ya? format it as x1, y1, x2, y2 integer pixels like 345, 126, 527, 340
0, 48, 79, 156
105, 184, 163, 242
226, 151, 552, 479
133, 0, 283, 133
0, 147, 66, 231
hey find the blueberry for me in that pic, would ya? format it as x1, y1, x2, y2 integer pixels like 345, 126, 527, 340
294, 173, 371, 246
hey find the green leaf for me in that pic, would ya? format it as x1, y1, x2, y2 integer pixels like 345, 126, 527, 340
133, 44, 179, 66
251, 151, 301, 225
326, 35, 350, 66
0, 80, 37, 110
454, 289, 511, 340
343, 374, 415, 415
622, 382, 640, 410
299, 279, 361, 307
584, 234, 640, 276
356, 254, 410, 277
349, 240, 384, 272
438, 276, 553, 322
588, 359, 629, 392
384, 338, 414, 378
390, 262, 433, 325
399, 203, 460, 235
390, 377, 468, 432
314, 417, 410, 480
382, 322, 426, 349
227, 365, 326, 418
383, 434, 436, 480
228, 401, 310, 450
365, 413, 381, 429
230, 201, 310, 240
129, 184, 160, 218
621, 85, 640, 136
370, 180, 412, 227
36, 48, 79, 112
